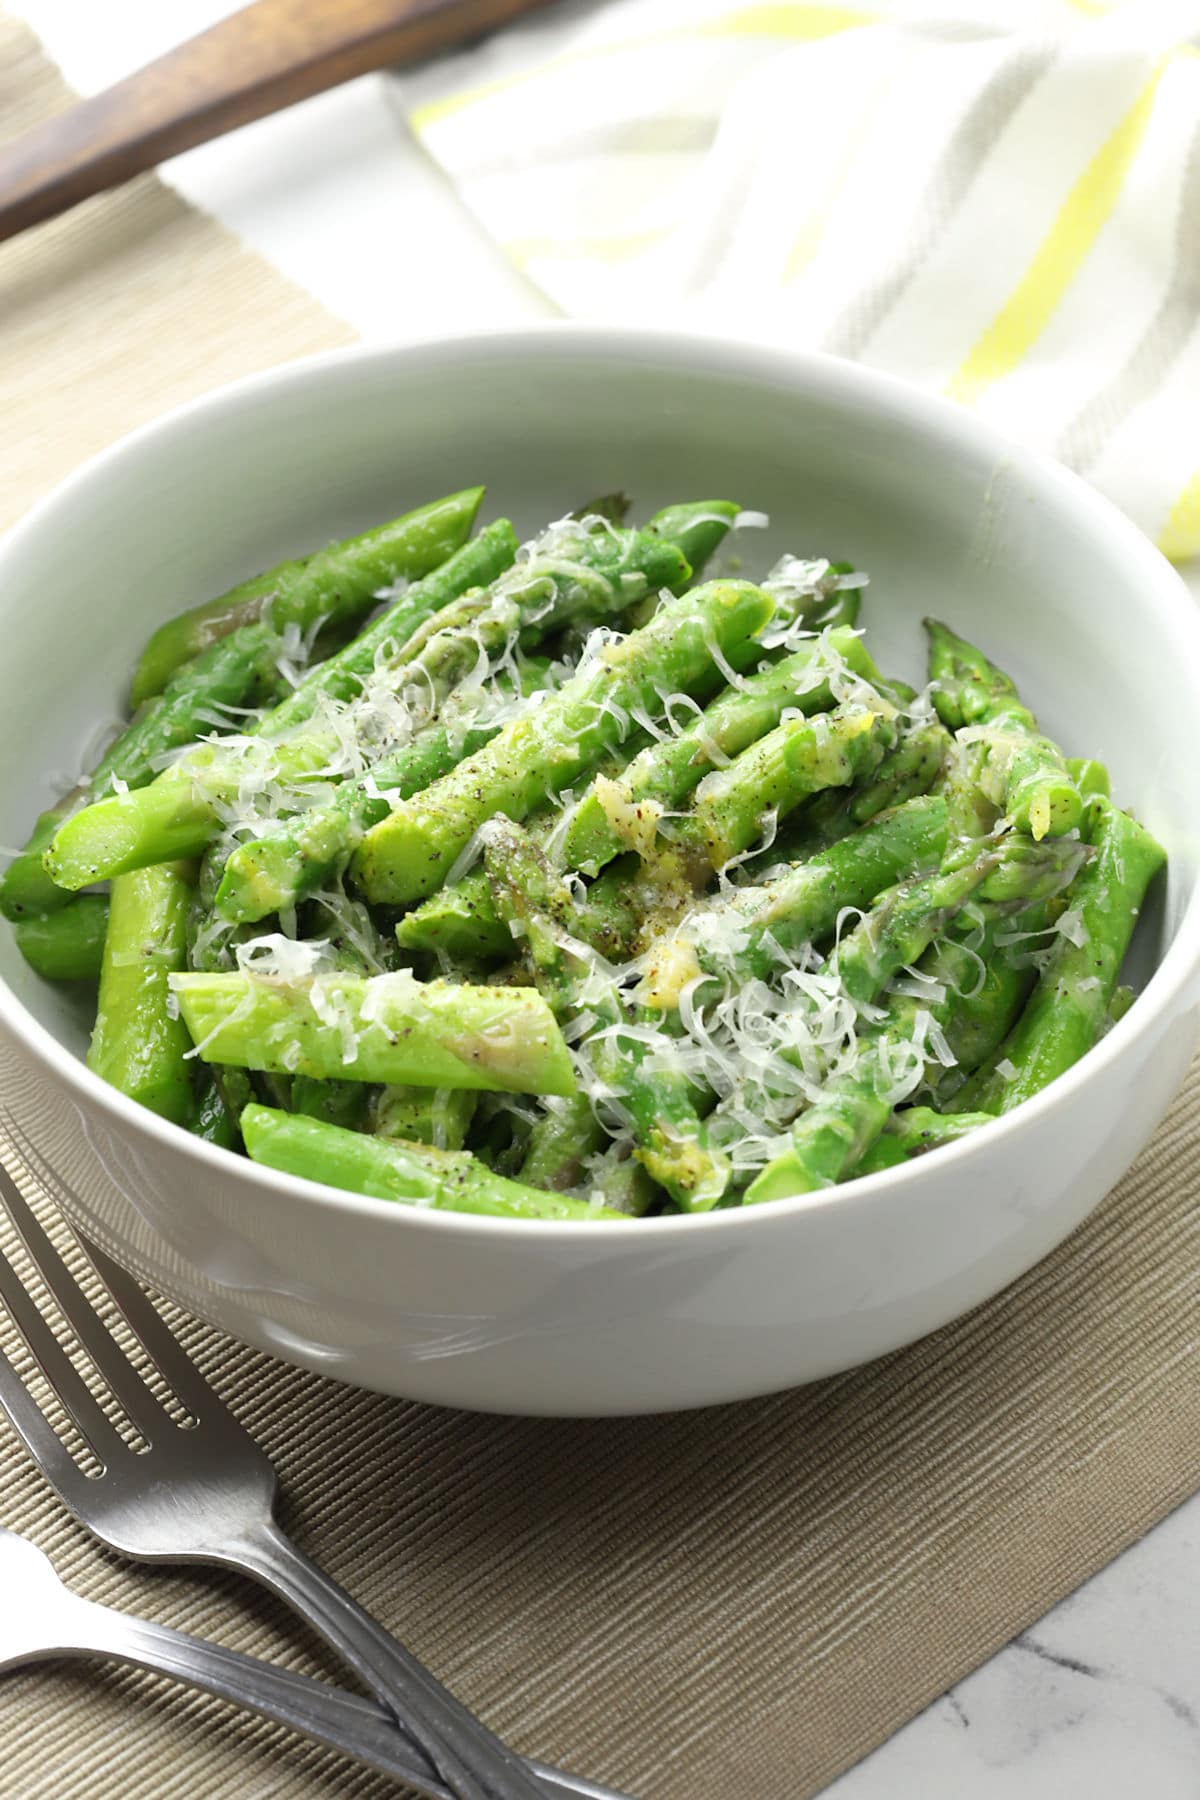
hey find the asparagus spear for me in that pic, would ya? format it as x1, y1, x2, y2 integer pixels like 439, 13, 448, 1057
13, 896, 109, 981
850, 1105, 995, 1175
46, 518, 694, 892
926, 619, 1081, 840
130, 487, 485, 706
240, 1105, 625, 1221
645, 499, 740, 579
395, 848, 649, 966
290, 1074, 368, 1133
481, 817, 729, 1211
744, 1042, 898, 1201
262, 517, 519, 735
170, 967, 576, 1095
213, 657, 552, 925
743, 833, 1093, 1197
371, 1085, 478, 1150
638, 796, 949, 1001
517, 1095, 606, 1192
949, 800, 1165, 1114
1066, 758, 1110, 803
672, 705, 898, 876
1108, 983, 1136, 1026
354, 579, 777, 907
775, 723, 950, 863
835, 832, 1090, 1007
88, 863, 194, 1124
188, 1073, 240, 1149
560, 628, 883, 876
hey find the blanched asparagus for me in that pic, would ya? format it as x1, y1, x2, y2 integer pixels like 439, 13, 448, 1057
517, 1096, 605, 1192
240, 1105, 625, 1220
371, 1085, 477, 1150
638, 796, 949, 1000
395, 848, 648, 966
646, 499, 740, 578
47, 517, 694, 891
88, 863, 194, 1123
481, 816, 729, 1211
262, 517, 519, 735
778, 722, 950, 860
926, 619, 1081, 840
560, 627, 883, 876
950, 800, 1165, 1114
851, 1105, 994, 1175
170, 967, 576, 1095
188, 1073, 240, 1149
13, 896, 109, 981
355, 579, 776, 906
835, 832, 1090, 1007
130, 487, 485, 706
673, 705, 897, 875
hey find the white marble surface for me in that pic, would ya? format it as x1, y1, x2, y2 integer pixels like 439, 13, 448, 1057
7, 4, 1200, 1793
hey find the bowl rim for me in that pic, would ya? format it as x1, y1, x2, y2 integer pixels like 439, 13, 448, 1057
2, 320, 1199, 1242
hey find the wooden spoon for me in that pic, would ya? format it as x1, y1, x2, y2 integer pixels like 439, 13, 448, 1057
0, 0, 559, 242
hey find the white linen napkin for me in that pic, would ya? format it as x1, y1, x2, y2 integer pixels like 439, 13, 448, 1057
406, 0, 1200, 559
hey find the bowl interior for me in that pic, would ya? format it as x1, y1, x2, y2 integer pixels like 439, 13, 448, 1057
1, 333, 1196, 1069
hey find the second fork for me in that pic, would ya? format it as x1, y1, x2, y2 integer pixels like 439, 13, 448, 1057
0, 1113, 571, 1800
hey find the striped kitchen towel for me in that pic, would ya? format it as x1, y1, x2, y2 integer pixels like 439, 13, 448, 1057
407, 0, 1200, 559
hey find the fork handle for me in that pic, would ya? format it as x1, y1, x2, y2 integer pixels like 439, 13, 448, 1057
54, 1597, 624, 1800
216, 1516, 548, 1800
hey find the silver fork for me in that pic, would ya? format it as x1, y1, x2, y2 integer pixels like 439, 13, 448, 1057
0, 1115, 553, 1800
0, 1527, 625, 1800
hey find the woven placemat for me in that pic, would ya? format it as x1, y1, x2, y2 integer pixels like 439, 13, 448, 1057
1, 14, 1198, 1799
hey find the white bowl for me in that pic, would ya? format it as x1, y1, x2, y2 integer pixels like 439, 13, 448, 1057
2, 328, 1198, 1416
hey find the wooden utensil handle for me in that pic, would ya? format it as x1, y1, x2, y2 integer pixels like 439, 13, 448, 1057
0, 0, 556, 243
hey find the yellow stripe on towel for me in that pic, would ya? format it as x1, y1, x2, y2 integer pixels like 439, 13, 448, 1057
1157, 463, 1200, 562
947, 59, 1166, 408
413, 3, 868, 132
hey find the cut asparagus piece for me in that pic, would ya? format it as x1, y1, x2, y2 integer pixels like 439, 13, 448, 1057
673, 705, 897, 875
89, 863, 194, 1124
951, 800, 1165, 1114
481, 816, 730, 1211
744, 1043, 896, 1201
371, 1085, 478, 1151
834, 832, 1091, 1007
638, 796, 949, 1000
926, 619, 1081, 840
170, 968, 576, 1096
355, 579, 776, 906
560, 627, 883, 876
517, 1095, 605, 1192
13, 895, 109, 981
778, 723, 950, 861
130, 487, 485, 706
850, 1106, 994, 1176
645, 499, 740, 580
240, 1105, 625, 1220
262, 517, 519, 735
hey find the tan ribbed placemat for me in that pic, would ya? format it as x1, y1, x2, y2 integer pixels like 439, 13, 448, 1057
1, 14, 1198, 1800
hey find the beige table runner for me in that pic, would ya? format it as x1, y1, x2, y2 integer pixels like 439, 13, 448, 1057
1, 14, 1198, 1798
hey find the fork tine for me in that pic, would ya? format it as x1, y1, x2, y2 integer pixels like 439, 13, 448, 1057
0, 1170, 130, 1466
0, 1334, 90, 1487
0, 1117, 202, 1441
0, 1108, 240, 1432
